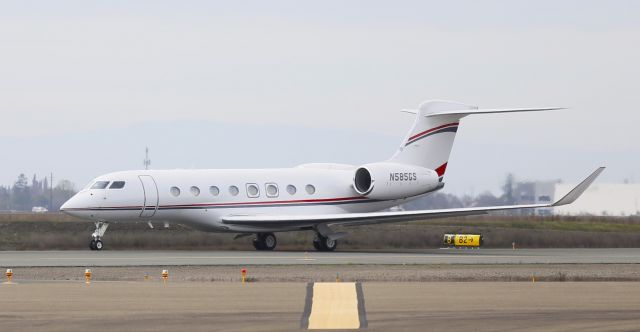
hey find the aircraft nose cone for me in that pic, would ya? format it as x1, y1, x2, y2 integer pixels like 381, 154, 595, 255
60, 194, 80, 213
59, 199, 71, 212
59, 193, 97, 220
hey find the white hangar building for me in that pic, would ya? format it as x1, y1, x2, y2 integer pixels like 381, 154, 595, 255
553, 183, 640, 216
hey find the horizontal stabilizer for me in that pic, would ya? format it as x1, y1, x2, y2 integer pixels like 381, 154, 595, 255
401, 107, 564, 117
425, 107, 564, 117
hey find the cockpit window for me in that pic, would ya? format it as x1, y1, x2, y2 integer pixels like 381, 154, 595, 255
109, 181, 126, 189
90, 181, 110, 189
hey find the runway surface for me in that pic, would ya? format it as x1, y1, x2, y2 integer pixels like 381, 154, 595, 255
2, 282, 639, 331
1, 248, 640, 267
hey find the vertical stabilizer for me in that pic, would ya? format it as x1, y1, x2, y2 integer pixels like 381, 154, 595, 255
389, 100, 476, 180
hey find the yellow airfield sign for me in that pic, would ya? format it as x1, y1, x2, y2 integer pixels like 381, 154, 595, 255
443, 234, 483, 247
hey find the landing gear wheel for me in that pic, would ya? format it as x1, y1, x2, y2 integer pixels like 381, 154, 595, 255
324, 238, 337, 251
314, 234, 337, 252
263, 233, 277, 250
252, 238, 264, 250
253, 233, 277, 251
89, 221, 109, 251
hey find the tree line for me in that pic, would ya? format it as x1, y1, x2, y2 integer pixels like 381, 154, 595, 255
0, 174, 76, 212
402, 173, 522, 211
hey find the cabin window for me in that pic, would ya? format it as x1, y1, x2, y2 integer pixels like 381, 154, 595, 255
266, 183, 278, 197
109, 181, 125, 189
170, 186, 181, 197
91, 181, 110, 189
286, 185, 297, 195
229, 185, 239, 196
190, 186, 201, 196
246, 183, 260, 198
305, 184, 316, 195
209, 186, 220, 196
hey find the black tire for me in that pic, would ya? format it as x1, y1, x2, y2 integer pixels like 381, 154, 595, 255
95, 240, 104, 251
313, 235, 337, 252
323, 237, 337, 251
262, 233, 277, 251
253, 233, 277, 251
89, 240, 96, 250
252, 238, 264, 250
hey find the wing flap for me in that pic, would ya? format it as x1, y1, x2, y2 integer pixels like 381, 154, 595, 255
222, 203, 542, 228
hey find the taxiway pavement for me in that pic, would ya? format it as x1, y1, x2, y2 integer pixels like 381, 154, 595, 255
1, 248, 640, 267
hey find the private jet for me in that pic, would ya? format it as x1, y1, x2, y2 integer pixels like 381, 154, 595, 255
60, 100, 604, 251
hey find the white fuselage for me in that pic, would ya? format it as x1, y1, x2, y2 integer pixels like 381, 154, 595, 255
59, 100, 577, 252
61, 164, 425, 233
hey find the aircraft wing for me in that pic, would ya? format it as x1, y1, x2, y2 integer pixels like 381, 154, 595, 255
222, 167, 604, 229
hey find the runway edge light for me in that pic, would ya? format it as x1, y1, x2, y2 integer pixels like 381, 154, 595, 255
162, 270, 168, 283
84, 269, 91, 284
6, 268, 13, 283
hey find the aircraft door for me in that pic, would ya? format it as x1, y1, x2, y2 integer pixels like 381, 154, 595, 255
139, 175, 159, 218
88, 180, 110, 219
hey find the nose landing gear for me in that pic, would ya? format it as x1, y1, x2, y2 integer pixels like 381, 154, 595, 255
252, 233, 277, 251
89, 239, 103, 250
89, 221, 109, 251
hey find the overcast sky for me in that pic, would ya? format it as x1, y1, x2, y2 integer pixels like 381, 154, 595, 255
1, 1, 638, 196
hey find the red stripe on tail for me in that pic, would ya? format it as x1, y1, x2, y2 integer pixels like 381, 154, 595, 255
408, 122, 459, 141
435, 163, 448, 177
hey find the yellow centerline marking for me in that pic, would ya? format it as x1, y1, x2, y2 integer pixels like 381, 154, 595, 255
308, 282, 360, 330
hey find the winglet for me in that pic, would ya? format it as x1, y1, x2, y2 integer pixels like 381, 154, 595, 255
552, 167, 605, 206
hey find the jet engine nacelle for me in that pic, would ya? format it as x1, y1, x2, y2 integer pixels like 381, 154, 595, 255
352, 162, 440, 200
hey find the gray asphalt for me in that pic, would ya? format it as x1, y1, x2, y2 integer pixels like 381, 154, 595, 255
1, 248, 640, 267
4, 282, 640, 331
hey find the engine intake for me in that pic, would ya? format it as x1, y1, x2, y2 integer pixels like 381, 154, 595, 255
352, 162, 440, 200
354, 167, 373, 195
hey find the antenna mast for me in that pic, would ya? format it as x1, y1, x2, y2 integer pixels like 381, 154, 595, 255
143, 147, 151, 170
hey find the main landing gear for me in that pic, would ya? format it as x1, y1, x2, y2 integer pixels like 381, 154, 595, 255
89, 221, 109, 251
313, 233, 337, 252
249, 232, 338, 252
253, 233, 277, 251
